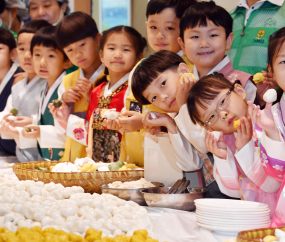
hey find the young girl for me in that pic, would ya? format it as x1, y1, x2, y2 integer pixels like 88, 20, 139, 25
187, 73, 283, 217
253, 27, 285, 226
49, 25, 146, 162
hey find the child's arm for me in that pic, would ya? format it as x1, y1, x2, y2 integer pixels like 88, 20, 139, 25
235, 117, 281, 193
143, 112, 177, 134
207, 132, 242, 198
48, 101, 70, 129
174, 104, 208, 154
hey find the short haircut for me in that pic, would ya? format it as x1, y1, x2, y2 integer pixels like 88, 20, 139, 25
100, 25, 147, 58
55, 11, 99, 50
132, 50, 184, 105
268, 27, 285, 73
0, 0, 5, 14
146, 0, 197, 19
180, 1, 233, 41
187, 73, 233, 127
31, 25, 68, 60
0, 27, 16, 51
18, 20, 51, 37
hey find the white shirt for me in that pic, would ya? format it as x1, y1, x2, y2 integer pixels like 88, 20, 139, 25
235, 0, 284, 25
177, 50, 183, 57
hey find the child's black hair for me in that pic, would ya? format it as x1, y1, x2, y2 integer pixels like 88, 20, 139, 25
31, 25, 68, 60
187, 73, 233, 127
146, 0, 197, 19
180, 1, 233, 41
0, 27, 16, 51
55, 11, 99, 50
268, 27, 285, 73
132, 50, 184, 105
100, 25, 147, 59
18, 20, 51, 38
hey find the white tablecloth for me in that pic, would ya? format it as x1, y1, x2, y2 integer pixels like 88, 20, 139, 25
0, 156, 236, 242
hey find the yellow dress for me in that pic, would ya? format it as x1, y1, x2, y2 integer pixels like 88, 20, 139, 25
60, 68, 104, 161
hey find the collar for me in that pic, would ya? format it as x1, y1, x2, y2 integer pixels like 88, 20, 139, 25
193, 56, 230, 80
177, 50, 183, 57
41, 71, 66, 114
233, 0, 284, 12
0, 63, 18, 95
79, 63, 105, 84
103, 73, 129, 98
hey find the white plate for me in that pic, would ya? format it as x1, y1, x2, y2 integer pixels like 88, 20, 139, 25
197, 221, 270, 233
196, 209, 270, 218
196, 214, 271, 223
195, 199, 269, 211
196, 217, 271, 226
196, 212, 270, 221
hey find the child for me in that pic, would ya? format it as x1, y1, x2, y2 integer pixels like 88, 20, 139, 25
132, 50, 241, 199
256, 27, 285, 226
178, 1, 258, 103
20, 25, 71, 161
50, 25, 146, 162
187, 73, 283, 216
0, 20, 50, 162
146, 0, 196, 68
0, 27, 21, 155
54, 12, 105, 161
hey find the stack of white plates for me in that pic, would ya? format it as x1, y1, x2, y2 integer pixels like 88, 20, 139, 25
195, 199, 271, 233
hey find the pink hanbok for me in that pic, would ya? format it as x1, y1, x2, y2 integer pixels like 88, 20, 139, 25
213, 127, 282, 218
269, 94, 285, 227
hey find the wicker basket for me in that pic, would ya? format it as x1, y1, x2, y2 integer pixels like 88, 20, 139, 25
237, 226, 285, 242
13, 161, 144, 194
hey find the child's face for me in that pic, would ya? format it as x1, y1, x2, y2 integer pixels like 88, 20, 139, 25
100, 32, 138, 74
146, 8, 181, 53
29, 0, 65, 25
270, 42, 285, 92
63, 36, 100, 71
179, 20, 233, 72
32, 45, 67, 82
196, 84, 247, 134
0, 44, 14, 70
17, 33, 35, 74
142, 67, 182, 113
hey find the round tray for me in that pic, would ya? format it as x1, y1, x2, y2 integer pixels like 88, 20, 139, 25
13, 161, 144, 194
237, 226, 285, 242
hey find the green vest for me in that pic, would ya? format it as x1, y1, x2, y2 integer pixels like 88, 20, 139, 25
228, 2, 285, 75
38, 87, 64, 161
66, 65, 79, 75
1, 23, 18, 39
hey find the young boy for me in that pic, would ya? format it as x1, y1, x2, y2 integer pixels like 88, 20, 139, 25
55, 11, 104, 161
132, 50, 236, 199
20, 26, 70, 161
0, 20, 50, 162
0, 27, 21, 155
146, 0, 196, 68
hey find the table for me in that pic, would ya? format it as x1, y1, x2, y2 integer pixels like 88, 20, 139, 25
0, 155, 236, 242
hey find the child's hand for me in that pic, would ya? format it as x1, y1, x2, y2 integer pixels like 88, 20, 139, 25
235, 117, 253, 150
48, 100, 70, 125
143, 112, 176, 134
22, 125, 40, 139
176, 75, 196, 109
256, 72, 277, 107
9, 116, 32, 128
13, 72, 27, 86
0, 119, 19, 138
205, 131, 227, 159
117, 111, 144, 133
248, 101, 280, 141
76, 78, 93, 101
262, 71, 277, 89
102, 119, 121, 131
62, 86, 82, 103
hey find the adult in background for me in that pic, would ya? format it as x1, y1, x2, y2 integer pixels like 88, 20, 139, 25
228, 0, 285, 75
0, 0, 29, 37
24, 0, 70, 25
